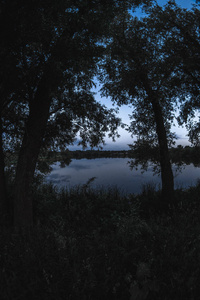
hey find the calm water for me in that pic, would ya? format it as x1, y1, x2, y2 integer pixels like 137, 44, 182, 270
45, 158, 200, 194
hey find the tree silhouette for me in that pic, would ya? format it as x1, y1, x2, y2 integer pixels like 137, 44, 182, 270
99, 9, 182, 203
0, 0, 149, 228
152, 1, 200, 145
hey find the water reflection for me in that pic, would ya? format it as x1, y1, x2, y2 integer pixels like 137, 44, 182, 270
45, 158, 200, 194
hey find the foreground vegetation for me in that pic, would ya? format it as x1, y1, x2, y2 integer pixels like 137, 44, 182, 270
1, 179, 200, 299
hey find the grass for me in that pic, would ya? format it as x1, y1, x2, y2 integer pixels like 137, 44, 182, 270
1, 181, 200, 299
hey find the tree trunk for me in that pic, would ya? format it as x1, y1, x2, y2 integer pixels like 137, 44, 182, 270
14, 76, 52, 229
151, 97, 174, 202
142, 77, 174, 203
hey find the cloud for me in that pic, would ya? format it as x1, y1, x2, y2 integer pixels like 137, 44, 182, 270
68, 163, 91, 171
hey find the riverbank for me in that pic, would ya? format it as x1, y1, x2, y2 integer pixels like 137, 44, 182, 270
1, 182, 200, 299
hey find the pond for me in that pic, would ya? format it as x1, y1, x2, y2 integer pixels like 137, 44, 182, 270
44, 158, 200, 194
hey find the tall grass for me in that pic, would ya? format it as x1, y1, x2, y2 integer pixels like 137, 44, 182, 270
1, 181, 200, 299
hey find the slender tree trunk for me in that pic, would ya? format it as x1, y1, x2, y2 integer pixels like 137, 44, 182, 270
142, 77, 174, 203
151, 96, 174, 202
14, 76, 52, 229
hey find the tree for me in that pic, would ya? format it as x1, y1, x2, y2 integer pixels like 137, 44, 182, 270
99, 10, 183, 203
1, 0, 149, 228
149, 1, 200, 146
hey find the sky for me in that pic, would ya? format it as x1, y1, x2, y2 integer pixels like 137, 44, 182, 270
69, 0, 197, 151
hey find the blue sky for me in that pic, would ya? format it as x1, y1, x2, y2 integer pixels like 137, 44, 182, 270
157, 0, 196, 8
70, 0, 197, 151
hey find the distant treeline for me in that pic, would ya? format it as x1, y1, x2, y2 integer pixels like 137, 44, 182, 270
66, 149, 133, 159
44, 145, 200, 164
170, 145, 200, 165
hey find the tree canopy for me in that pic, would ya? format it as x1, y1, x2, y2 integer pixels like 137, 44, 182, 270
1, 0, 200, 228
98, 1, 200, 202
149, 1, 200, 145
99, 7, 180, 201
0, 0, 151, 228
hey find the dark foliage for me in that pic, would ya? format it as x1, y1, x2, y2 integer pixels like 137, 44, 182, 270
1, 182, 200, 299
